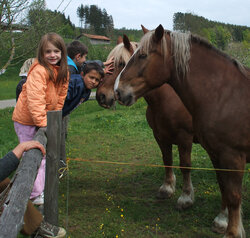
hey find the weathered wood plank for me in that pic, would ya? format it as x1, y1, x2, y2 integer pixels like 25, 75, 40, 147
0, 128, 47, 238
44, 111, 62, 226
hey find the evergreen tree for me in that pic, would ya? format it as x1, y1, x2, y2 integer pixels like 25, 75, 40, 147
76, 4, 113, 36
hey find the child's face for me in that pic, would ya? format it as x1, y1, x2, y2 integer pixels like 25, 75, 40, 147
75, 53, 87, 67
44, 42, 62, 65
82, 70, 102, 90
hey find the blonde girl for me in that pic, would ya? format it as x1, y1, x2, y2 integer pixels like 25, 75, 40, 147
12, 33, 69, 204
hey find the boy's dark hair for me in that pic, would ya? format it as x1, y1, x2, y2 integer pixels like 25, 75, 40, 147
67, 40, 88, 59
82, 62, 104, 78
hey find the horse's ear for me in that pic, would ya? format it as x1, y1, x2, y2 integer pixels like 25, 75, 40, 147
123, 34, 134, 54
141, 24, 149, 34
154, 24, 164, 42
117, 36, 123, 45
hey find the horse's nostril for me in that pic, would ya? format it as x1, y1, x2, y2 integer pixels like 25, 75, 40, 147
99, 93, 106, 103
115, 89, 120, 100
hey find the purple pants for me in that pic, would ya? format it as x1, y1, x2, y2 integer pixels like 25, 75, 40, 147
14, 122, 45, 199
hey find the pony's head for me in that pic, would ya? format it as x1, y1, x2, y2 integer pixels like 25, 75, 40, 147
96, 35, 138, 108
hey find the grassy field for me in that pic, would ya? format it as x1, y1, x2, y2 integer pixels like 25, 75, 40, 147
1, 99, 249, 238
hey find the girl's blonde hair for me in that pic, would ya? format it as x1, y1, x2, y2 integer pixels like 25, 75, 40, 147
37, 32, 68, 85
19, 58, 35, 76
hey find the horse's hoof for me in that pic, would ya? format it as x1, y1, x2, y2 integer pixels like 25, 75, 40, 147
157, 184, 175, 199
156, 191, 172, 199
211, 223, 226, 234
176, 193, 194, 210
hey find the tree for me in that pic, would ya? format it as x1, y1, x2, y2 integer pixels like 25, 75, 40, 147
77, 4, 85, 29
214, 26, 231, 50
76, 4, 114, 36
0, 0, 30, 74
0, 0, 77, 74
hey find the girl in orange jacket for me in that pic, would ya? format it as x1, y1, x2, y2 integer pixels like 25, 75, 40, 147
12, 33, 69, 205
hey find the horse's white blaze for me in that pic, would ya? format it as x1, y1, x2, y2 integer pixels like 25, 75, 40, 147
114, 48, 140, 92
114, 71, 120, 91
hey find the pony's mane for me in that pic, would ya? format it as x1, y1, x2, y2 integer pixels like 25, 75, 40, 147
107, 42, 138, 67
139, 30, 248, 78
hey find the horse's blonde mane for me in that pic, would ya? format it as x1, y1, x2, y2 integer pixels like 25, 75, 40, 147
139, 29, 248, 79
170, 32, 191, 77
107, 42, 138, 67
139, 30, 191, 77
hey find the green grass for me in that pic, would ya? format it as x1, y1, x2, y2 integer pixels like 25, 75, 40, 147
1, 100, 249, 238
0, 63, 21, 100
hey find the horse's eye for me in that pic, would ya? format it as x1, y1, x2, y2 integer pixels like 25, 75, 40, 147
119, 62, 125, 67
139, 54, 147, 59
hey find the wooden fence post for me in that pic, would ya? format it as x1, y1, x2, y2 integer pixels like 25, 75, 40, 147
44, 110, 62, 226
0, 128, 47, 238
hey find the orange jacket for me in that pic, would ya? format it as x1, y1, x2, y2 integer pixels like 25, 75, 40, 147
12, 61, 69, 127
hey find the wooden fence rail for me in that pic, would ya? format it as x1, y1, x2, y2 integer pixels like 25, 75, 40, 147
0, 111, 62, 238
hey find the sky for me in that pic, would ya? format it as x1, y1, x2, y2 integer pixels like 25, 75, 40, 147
46, 0, 250, 30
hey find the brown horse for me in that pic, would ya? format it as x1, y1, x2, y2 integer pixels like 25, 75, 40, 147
96, 35, 195, 210
114, 24, 250, 238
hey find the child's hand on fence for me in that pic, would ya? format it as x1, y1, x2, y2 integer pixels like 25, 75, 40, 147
12, 141, 46, 159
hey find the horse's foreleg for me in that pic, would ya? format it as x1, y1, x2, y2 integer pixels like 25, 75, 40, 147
211, 153, 246, 238
156, 143, 176, 199
176, 143, 194, 210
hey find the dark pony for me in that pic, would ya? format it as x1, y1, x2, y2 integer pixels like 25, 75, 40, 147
115, 24, 250, 238
97, 34, 195, 210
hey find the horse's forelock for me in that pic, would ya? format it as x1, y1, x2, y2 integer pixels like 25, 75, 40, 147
139, 30, 168, 62
107, 42, 138, 67
139, 30, 192, 77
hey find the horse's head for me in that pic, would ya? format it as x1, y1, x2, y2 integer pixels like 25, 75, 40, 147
96, 35, 138, 108
114, 24, 173, 106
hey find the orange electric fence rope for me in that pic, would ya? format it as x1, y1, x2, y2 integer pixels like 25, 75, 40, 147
65, 157, 250, 173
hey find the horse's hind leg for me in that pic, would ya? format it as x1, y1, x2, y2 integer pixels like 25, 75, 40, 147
176, 142, 194, 210
211, 152, 246, 238
156, 143, 176, 199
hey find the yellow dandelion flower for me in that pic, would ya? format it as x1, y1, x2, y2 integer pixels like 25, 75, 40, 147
146, 225, 149, 229
121, 229, 124, 232
121, 214, 124, 218
116, 235, 118, 238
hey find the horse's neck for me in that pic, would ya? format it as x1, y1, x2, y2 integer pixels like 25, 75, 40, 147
169, 42, 249, 116
143, 86, 166, 106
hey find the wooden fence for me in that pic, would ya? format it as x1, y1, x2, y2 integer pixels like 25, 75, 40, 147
0, 111, 63, 238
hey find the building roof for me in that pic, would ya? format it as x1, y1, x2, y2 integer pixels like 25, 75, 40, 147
83, 33, 111, 41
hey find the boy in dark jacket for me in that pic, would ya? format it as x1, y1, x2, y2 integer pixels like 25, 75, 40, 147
62, 62, 104, 116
